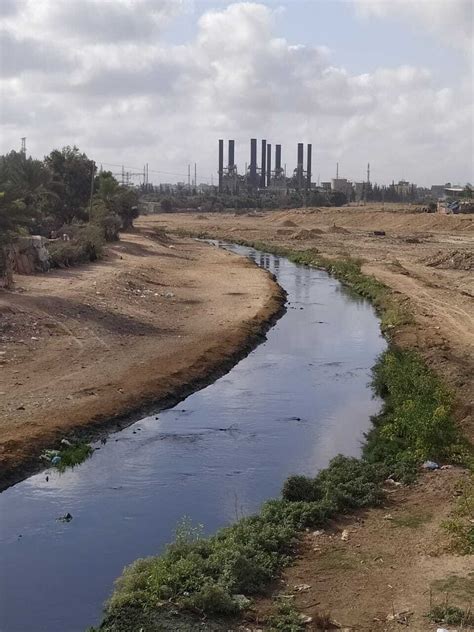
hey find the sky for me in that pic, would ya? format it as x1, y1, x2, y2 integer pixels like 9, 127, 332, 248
0, 0, 473, 187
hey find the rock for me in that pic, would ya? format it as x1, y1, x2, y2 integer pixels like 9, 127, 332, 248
312, 529, 324, 536
422, 460, 439, 470
383, 514, 393, 520
440, 464, 453, 470
341, 529, 349, 541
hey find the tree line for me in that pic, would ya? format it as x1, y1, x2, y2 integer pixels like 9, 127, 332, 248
0, 146, 139, 286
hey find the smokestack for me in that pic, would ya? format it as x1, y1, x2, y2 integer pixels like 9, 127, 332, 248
266, 143, 271, 187
260, 139, 267, 188
306, 144, 312, 190
297, 143, 304, 167
275, 144, 281, 171
228, 140, 235, 169
218, 139, 224, 192
250, 138, 257, 186
297, 143, 304, 188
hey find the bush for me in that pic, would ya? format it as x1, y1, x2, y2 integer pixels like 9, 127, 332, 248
365, 349, 462, 465
47, 224, 104, 267
90, 200, 121, 241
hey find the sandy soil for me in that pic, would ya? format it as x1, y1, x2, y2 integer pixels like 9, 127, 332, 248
0, 228, 284, 489
249, 468, 473, 631
139, 207, 474, 631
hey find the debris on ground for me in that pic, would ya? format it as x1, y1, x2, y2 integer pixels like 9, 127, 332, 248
422, 460, 439, 470
341, 529, 350, 541
424, 250, 474, 271
293, 584, 311, 592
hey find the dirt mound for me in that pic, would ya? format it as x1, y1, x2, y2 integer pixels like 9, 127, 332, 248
280, 219, 297, 227
327, 223, 349, 234
291, 228, 323, 240
424, 250, 474, 271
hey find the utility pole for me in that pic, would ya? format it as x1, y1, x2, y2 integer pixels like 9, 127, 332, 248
187, 164, 191, 188
121, 165, 125, 186
20, 137, 26, 154
194, 163, 197, 188
367, 162, 370, 183
336, 162, 339, 179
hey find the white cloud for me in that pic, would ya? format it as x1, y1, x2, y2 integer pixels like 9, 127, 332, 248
0, 0, 472, 185
355, 0, 473, 54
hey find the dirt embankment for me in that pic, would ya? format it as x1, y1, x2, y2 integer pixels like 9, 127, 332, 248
0, 229, 285, 489
139, 208, 474, 630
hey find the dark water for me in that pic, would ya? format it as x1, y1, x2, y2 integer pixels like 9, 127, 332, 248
0, 244, 386, 632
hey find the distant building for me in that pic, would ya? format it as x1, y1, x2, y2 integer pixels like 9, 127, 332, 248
354, 182, 365, 202
430, 183, 451, 199
444, 185, 464, 196
394, 180, 414, 198
331, 178, 353, 198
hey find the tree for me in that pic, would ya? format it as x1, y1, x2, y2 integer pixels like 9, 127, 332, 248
44, 146, 95, 225
161, 198, 174, 213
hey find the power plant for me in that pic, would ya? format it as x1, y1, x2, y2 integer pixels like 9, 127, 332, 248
218, 139, 312, 194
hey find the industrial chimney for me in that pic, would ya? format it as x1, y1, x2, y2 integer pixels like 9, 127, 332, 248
306, 144, 312, 190
260, 139, 267, 188
275, 144, 282, 171
297, 143, 304, 189
218, 139, 224, 192
266, 143, 271, 187
250, 138, 257, 187
228, 140, 235, 169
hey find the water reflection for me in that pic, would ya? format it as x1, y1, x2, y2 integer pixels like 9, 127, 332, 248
0, 243, 386, 632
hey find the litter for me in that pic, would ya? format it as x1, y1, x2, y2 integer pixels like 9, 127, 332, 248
422, 460, 439, 470
57, 513, 73, 523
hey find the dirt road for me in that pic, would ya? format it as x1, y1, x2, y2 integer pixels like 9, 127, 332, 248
0, 229, 283, 488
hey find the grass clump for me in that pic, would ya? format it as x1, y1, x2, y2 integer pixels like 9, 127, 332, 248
266, 601, 306, 631
442, 476, 474, 554
429, 603, 474, 626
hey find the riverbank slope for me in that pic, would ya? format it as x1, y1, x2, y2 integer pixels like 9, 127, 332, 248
0, 229, 284, 489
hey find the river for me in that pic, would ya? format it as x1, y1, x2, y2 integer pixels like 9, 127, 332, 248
0, 243, 386, 632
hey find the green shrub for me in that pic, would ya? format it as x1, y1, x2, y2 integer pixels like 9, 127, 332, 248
281, 475, 321, 502
47, 224, 104, 267
55, 442, 93, 472
365, 349, 463, 465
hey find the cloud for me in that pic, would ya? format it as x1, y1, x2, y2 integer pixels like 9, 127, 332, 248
355, 0, 473, 54
0, 1, 472, 185
0, 29, 73, 77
